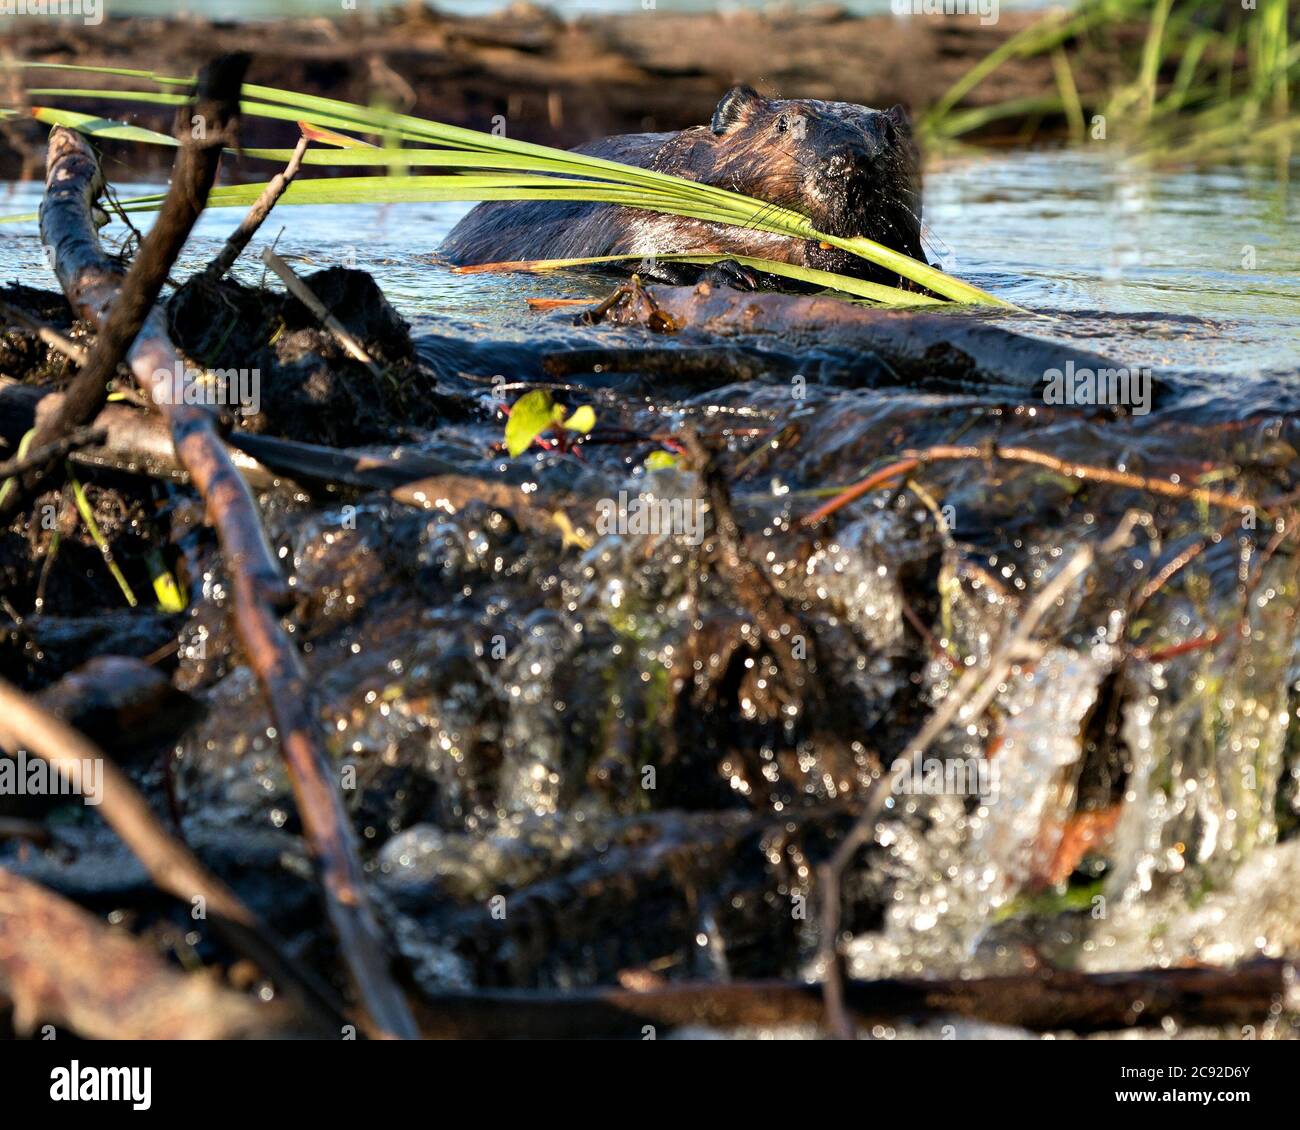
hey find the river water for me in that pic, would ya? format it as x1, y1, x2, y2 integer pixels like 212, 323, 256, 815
2, 129, 1299, 1030
4, 146, 1295, 372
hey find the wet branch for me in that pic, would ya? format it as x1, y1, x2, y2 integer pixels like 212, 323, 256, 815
802, 443, 1262, 529
0, 376, 460, 494
9, 53, 249, 508
0, 676, 341, 1033
411, 960, 1292, 1038
37, 123, 418, 1039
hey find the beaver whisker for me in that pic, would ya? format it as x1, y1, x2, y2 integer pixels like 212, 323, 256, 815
920, 225, 950, 261
741, 191, 811, 233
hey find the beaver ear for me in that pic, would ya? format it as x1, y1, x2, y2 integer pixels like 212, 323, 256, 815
884, 104, 913, 137
711, 85, 762, 135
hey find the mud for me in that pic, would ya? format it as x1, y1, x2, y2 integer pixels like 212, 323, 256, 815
0, 6, 1130, 178
0, 259, 1297, 1034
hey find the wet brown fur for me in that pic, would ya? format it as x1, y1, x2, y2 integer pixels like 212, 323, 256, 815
440, 87, 925, 288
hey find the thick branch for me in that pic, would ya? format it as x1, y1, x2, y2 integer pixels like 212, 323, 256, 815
37, 127, 417, 1040
411, 960, 1294, 1038
14, 53, 249, 505
0, 377, 459, 493
0, 868, 294, 1039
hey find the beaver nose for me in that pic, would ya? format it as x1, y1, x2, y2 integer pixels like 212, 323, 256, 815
824, 152, 861, 187
823, 149, 874, 193
825, 144, 877, 175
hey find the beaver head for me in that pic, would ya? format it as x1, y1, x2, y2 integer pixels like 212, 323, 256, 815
697, 85, 925, 274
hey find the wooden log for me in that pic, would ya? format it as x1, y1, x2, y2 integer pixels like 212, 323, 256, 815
0, 377, 460, 492
410, 961, 1295, 1039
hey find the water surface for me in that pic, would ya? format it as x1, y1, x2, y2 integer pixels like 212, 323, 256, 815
2, 138, 1298, 1027
3, 147, 1293, 376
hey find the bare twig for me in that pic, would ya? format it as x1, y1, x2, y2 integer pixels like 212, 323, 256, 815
261, 247, 387, 379
203, 133, 310, 283
7, 53, 250, 509
803, 444, 1261, 528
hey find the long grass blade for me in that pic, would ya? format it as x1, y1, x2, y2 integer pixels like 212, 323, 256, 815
452, 252, 944, 307
12, 65, 1009, 306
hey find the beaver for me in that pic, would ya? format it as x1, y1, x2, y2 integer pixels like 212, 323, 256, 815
439, 85, 926, 290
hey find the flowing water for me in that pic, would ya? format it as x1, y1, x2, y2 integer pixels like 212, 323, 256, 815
2, 143, 1299, 1033
5, 148, 1293, 366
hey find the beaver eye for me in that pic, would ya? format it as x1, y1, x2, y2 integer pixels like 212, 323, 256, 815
775, 114, 790, 134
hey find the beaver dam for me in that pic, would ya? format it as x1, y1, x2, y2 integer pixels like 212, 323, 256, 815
0, 1, 1298, 1046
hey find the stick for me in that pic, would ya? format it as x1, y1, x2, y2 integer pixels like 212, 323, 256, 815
803, 443, 1260, 528
0, 677, 341, 1033
816, 514, 1140, 1038
0, 868, 294, 1039
0, 426, 104, 480
261, 247, 388, 379
409, 960, 1293, 1038
8, 53, 250, 509
0, 377, 460, 493
38, 128, 417, 1040
203, 133, 309, 283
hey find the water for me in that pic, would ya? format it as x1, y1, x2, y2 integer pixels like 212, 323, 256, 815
4, 147, 1294, 371
3, 140, 1300, 1027
924, 149, 1300, 374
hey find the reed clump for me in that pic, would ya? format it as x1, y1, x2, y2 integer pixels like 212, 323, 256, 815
923, 0, 1295, 165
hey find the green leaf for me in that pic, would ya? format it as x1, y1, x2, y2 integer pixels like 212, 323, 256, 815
505, 390, 557, 457
645, 451, 680, 470
563, 405, 596, 435
30, 106, 178, 146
